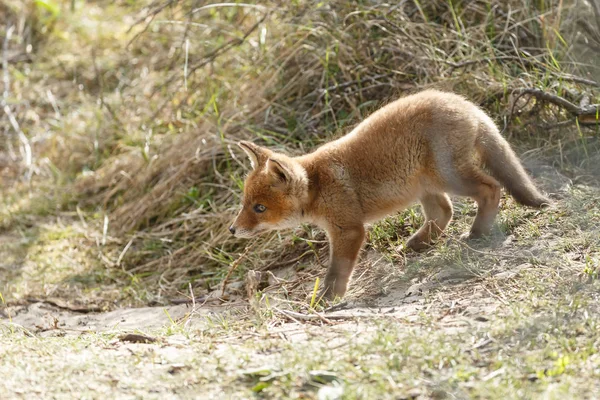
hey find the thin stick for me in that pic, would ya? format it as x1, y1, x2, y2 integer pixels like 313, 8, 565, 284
183, 282, 197, 329
448, 237, 533, 260
186, 12, 269, 78
516, 88, 599, 116
508, 87, 600, 130
273, 307, 333, 324
190, 2, 267, 14
116, 237, 134, 266
183, 38, 189, 91
91, 48, 121, 124
554, 73, 600, 88
273, 307, 385, 321
126, 0, 177, 45
221, 243, 254, 296
102, 214, 109, 246
1, 25, 13, 100
2, 25, 32, 180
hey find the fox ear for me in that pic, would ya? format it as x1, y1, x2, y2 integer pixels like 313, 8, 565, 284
238, 141, 268, 169
266, 158, 293, 185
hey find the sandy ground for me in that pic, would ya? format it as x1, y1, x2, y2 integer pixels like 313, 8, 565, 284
1, 159, 599, 399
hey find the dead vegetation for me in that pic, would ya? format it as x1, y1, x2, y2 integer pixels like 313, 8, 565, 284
1, 0, 599, 316
1, 1, 600, 398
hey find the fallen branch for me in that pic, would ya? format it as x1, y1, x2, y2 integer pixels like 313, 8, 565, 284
512, 88, 599, 125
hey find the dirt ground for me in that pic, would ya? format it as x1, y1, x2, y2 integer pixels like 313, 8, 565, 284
2, 157, 600, 398
1, 2, 600, 398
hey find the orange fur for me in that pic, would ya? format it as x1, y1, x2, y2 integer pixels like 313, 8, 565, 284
230, 90, 550, 299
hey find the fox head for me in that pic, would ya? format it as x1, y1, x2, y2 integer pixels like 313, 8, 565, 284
229, 141, 309, 238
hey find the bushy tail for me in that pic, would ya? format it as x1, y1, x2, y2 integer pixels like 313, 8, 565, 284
478, 124, 550, 208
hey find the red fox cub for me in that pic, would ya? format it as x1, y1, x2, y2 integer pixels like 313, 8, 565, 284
230, 90, 549, 299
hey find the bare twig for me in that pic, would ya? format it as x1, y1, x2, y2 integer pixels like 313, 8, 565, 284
147, 10, 268, 118
25, 297, 104, 313
1, 26, 12, 100
221, 243, 254, 296
186, 12, 269, 77
91, 48, 122, 124
554, 73, 600, 88
183, 282, 200, 329
534, 120, 575, 131
591, 0, 600, 35
442, 55, 543, 71
190, 3, 268, 14
2, 24, 32, 180
116, 237, 135, 267
448, 238, 534, 260
516, 88, 585, 114
274, 307, 333, 324
273, 307, 385, 322
516, 88, 599, 119
126, 0, 178, 47
314, 73, 395, 95
509, 88, 600, 127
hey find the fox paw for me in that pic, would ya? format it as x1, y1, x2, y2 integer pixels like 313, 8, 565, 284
317, 286, 338, 302
310, 280, 346, 303
304, 288, 332, 307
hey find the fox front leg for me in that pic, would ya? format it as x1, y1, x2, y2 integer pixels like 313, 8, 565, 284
319, 225, 366, 300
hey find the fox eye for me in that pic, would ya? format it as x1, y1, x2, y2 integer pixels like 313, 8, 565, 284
253, 204, 266, 213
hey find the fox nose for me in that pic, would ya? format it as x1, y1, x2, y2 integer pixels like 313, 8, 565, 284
229, 226, 236, 235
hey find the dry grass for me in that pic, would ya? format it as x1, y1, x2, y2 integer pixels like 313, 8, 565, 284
1, 186, 599, 398
1, 0, 599, 307
3, 3, 600, 398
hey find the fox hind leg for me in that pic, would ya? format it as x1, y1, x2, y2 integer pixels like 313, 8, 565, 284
406, 192, 453, 251
450, 167, 501, 239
